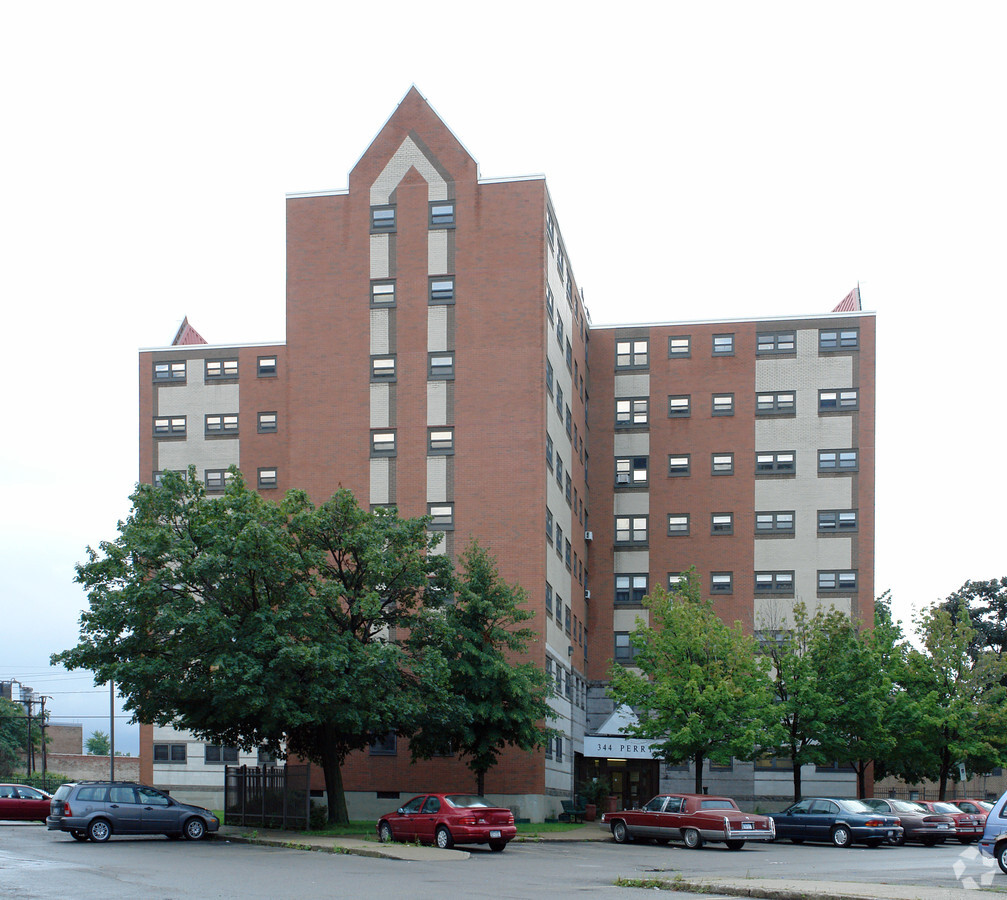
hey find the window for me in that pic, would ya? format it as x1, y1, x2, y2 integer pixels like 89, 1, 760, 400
820, 327, 859, 350
428, 504, 454, 531
429, 201, 455, 228
429, 428, 454, 454
712, 333, 735, 356
616, 397, 648, 427
371, 280, 395, 306
756, 391, 796, 416
615, 516, 648, 545
668, 395, 691, 417
756, 451, 795, 474
546, 507, 553, 543
818, 449, 859, 472
205, 469, 232, 492
257, 356, 277, 377
756, 511, 795, 534
257, 411, 277, 433
153, 416, 186, 437
667, 513, 690, 535
615, 456, 648, 486
428, 352, 454, 379
205, 414, 238, 435
371, 356, 396, 380
204, 744, 239, 764
153, 743, 187, 763
615, 339, 648, 369
712, 394, 734, 416
153, 360, 186, 382
711, 572, 733, 593
616, 574, 648, 604
668, 454, 691, 476
755, 571, 795, 594
668, 335, 691, 358
819, 570, 858, 592
711, 513, 734, 535
258, 468, 278, 490
371, 431, 396, 456
546, 582, 553, 614
614, 632, 639, 662
757, 330, 796, 354
819, 389, 859, 411
371, 205, 395, 232
369, 733, 397, 755
429, 277, 454, 304
205, 359, 238, 380
818, 509, 858, 532
711, 453, 734, 475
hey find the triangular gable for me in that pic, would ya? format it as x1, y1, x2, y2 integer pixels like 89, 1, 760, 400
595, 704, 639, 736
172, 316, 208, 346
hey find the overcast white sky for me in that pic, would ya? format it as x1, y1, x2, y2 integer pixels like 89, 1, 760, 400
3, 2, 1005, 755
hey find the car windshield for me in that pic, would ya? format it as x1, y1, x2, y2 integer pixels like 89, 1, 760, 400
445, 795, 492, 809
838, 799, 873, 813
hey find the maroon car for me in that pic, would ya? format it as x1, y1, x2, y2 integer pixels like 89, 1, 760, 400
377, 794, 516, 851
916, 800, 983, 844
0, 784, 52, 823
601, 792, 776, 849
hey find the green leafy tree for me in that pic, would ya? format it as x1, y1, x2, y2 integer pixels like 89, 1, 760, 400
0, 697, 43, 776
902, 598, 1007, 798
54, 470, 457, 823
607, 572, 779, 794
86, 730, 110, 756
409, 542, 553, 795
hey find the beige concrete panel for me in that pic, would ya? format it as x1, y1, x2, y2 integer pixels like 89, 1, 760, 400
370, 136, 448, 205
426, 456, 447, 503
614, 491, 649, 516
370, 234, 389, 278
370, 383, 390, 428
370, 308, 389, 355
613, 432, 650, 456
427, 381, 447, 425
614, 373, 651, 397
427, 306, 448, 352
428, 230, 448, 274
369, 458, 389, 504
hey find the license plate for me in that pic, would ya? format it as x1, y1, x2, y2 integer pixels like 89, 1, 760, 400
490, 830, 501, 838
742, 822, 753, 830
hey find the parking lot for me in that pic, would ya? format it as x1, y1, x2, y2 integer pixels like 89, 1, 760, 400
2, 821, 1004, 899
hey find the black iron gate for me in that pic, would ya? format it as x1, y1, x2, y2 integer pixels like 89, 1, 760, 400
224, 764, 311, 830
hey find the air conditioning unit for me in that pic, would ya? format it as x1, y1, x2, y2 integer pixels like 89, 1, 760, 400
584, 530, 593, 542
584, 590, 591, 600
616, 473, 631, 484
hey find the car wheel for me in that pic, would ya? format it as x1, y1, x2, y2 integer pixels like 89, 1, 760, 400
725, 840, 745, 850
489, 841, 507, 852
831, 825, 852, 848
435, 826, 454, 850
378, 821, 394, 843
611, 820, 631, 844
184, 817, 207, 841
70, 830, 88, 842
683, 828, 703, 849
997, 842, 1007, 875
88, 818, 112, 843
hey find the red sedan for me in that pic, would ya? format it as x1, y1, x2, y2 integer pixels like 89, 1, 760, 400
916, 799, 984, 844
0, 784, 52, 823
601, 792, 776, 849
377, 794, 516, 851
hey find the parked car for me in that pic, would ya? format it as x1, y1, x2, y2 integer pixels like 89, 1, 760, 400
376, 794, 516, 851
771, 797, 902, 847
46, 781, 219, 842
914, 799, 982, 844
0, 784, 52, 823
600, 792, 775, 850
978, 788, 1007, 873
861, 798, 956, 846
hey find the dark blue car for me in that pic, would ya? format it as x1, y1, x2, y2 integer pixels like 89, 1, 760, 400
771, 797, 902, 848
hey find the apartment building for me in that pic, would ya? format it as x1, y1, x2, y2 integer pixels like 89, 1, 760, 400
138, 88, 875, 816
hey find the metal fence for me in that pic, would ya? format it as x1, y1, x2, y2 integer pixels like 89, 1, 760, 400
224, 764, 311, 830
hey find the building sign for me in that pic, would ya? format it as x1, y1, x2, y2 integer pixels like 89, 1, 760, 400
584, 736, 660, 760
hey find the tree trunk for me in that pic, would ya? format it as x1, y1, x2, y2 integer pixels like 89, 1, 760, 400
320, 736, 348, 824
694, 750, 704, 794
